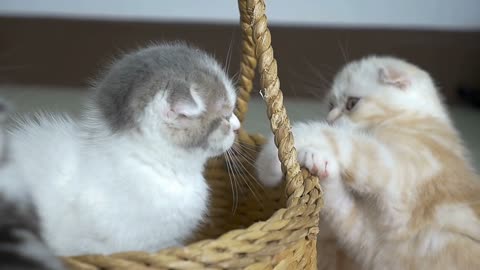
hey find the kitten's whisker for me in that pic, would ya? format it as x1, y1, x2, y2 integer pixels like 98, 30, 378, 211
233, 144, 257, 159
231, 71, 240, 84
233, 142, 258, 160
232, 144, 259, 168
230, 151, 242, 214
228, 148, 262, 197
300, 57, 335, 85
338, 39, 349, 64
288, 66, 330, 91
223, 152, 234, 212
304, 61, 332, 90
237, 141, 258, 149
235, 141, 259, 152
225, 31, 235, 74
232, 145, 258, 170
228, 149, 250, 204
232, 162, 263, 206
228, 150, 243, 206
224, 151, 238, 214
233, 143, 255, 160
230, 147, 265, 193
306, 88, 327, 100
229, 150, 242, 213
234, 152, 257, 168
300, 56, 337, 75
286, 71, 330, 100
344, 38, 350, 62
288, 80, 300, 98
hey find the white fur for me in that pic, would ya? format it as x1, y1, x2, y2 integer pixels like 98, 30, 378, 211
5, 86, 237, 256
7, 115, 208, 256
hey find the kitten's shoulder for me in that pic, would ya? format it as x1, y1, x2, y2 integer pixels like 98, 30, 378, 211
8, 112, 79, 150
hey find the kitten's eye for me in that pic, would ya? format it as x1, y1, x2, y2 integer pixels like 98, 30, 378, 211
345, 97, 360, 111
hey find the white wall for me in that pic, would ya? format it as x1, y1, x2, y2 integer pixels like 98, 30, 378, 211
1, 0, 479, 30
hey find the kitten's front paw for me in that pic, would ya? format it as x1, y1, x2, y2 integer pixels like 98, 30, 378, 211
297, 147, 338, 180
256, 140, 283, 187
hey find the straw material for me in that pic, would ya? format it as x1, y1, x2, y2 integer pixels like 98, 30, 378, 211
62, 0, 323, 269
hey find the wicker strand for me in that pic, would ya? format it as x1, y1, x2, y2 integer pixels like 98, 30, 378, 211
235, 0, 258, 123
247, 0, 307, 207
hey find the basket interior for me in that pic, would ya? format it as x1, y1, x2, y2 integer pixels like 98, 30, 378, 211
189, 128, 287, 243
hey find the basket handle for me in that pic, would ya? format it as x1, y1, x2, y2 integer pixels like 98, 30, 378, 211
237, 0, 308, 207
234, 0, 258, 123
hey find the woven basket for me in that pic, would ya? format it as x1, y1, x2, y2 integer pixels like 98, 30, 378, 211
62, 0, 322, 269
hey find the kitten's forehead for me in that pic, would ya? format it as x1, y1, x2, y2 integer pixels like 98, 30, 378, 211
330, 56, 389, 99
149, 43, 236, 112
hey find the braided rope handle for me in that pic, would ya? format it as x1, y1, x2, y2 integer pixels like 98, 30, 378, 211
234, 0, 257, 123
238, 0, 309, 207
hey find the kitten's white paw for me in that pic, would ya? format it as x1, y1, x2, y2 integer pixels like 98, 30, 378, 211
297, 147, 339, 180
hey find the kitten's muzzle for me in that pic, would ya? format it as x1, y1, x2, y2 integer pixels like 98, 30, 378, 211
327, 108, 342, 124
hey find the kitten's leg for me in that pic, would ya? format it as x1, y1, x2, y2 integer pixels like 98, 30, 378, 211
297, 143, 374, 241
294, 133, 377, 268
295, 124, 404, 266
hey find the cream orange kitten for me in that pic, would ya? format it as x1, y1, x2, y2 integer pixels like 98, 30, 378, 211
256, 56, 480, 269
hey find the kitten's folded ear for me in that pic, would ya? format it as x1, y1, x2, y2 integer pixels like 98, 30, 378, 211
163, 83, 205, 122
378, 66, 410, 90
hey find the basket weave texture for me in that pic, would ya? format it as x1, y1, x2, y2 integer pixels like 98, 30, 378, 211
62, 0, 323, 269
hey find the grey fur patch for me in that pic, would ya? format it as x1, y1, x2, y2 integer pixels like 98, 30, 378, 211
0, 195, 41, 241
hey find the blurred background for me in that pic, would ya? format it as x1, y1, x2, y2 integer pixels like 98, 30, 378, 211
0, 0, 479, 166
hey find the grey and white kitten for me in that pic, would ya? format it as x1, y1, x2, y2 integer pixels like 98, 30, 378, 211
0, 101, 65, 270
4, 42, 240, 255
